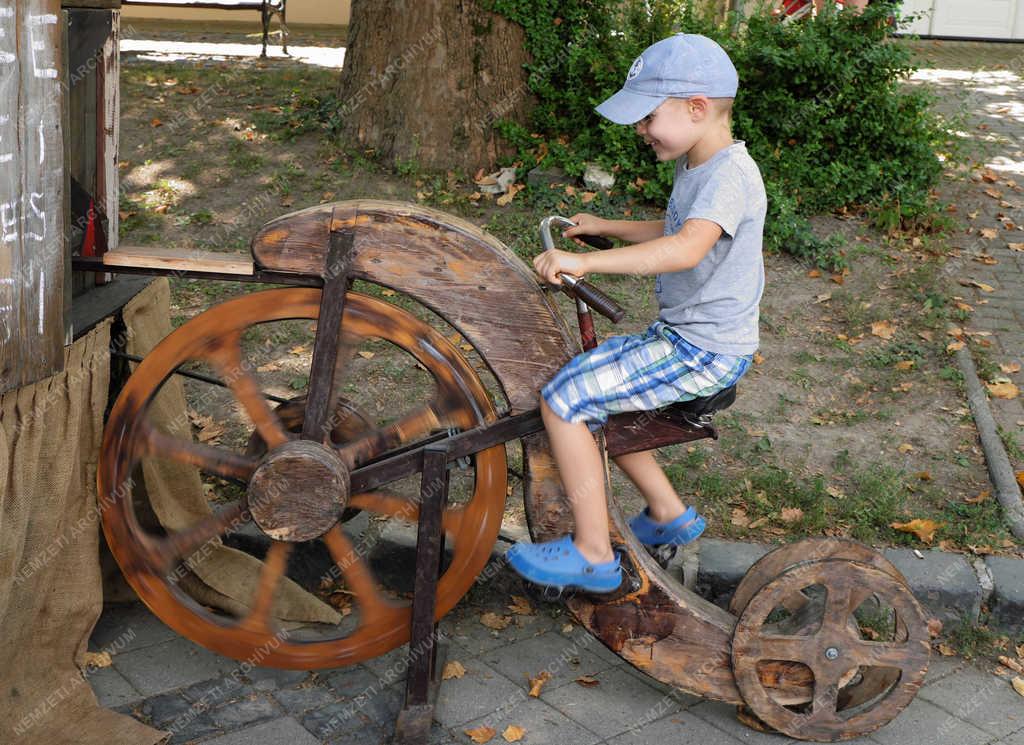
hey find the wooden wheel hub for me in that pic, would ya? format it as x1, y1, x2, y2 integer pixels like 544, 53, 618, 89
248, 440, 350, 542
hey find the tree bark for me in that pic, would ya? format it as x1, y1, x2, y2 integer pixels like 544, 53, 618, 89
337, 0, 532, 173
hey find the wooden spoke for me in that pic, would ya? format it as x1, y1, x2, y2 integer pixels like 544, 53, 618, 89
849, 640, 917, 670
347, 491, 465, 534
140, 425, 257, 482
212, 336, 289, 449
741, 634, 815, 666
238, 541, 292, 632
335, 403, 442, 467
822, 584, 854, 632
153, 503, 248, 571
322, 525, 404, 624
812, 680, 841, 717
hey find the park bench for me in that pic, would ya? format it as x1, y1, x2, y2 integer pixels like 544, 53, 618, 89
121, 0, 287, 57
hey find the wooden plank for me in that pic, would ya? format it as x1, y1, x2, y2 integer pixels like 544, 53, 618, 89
0, 1, 21, 388
16, 0, 66, 387
103, 245, 254, 275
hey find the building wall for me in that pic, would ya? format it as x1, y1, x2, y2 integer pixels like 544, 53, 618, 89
120, 0, 350, 27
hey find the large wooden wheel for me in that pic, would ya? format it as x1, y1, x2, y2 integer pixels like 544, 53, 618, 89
99, 288, 507, 668
731, 559, 930, 741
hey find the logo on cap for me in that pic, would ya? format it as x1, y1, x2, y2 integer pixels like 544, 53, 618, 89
627, 56, 643, 81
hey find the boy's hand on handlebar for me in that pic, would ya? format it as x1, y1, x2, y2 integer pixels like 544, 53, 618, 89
533, 248, 588, 286
562, 213, 607, 246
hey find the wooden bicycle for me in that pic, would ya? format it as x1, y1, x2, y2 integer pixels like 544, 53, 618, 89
83, 200, 931, 742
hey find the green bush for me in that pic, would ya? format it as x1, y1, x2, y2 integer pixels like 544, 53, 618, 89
487, 0, 949, 268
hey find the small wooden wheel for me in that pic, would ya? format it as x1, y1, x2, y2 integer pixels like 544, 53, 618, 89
731, 559, 930, 742
99, 288, 507, 668
730, 538, 908, 616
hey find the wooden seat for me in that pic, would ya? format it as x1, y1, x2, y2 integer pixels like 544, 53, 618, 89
604, 385, 738, 458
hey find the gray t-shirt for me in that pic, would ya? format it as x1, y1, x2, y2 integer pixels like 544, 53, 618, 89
656, 140, 766, 356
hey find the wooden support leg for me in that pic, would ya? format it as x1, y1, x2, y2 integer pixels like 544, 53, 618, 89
393, 442, 450, 744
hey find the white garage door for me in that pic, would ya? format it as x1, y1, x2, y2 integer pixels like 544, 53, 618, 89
901, 0, 1024, 39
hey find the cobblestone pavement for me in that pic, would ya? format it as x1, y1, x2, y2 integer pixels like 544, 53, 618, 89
89, 571, 1024, 745
907, 40, 1024, 443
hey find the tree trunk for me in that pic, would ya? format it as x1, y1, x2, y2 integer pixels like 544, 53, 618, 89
337, 0, 532, 173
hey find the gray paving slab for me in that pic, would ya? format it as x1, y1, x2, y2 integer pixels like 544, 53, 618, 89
540, 665, 691, 740
687, 700, 880, 744
245, 666, 312, 691
918, 664, 1024, 738
441, 606, 566, 656
618, 663, 704, 707
87, 665, 144, 709
997, 724, 1024, 744
605, 708, 744, 745
206, 695, 282, 731
476, 629, 619, 692
200, 716, 322, 745
923, 653, 967, 685
112, 634, 237, 697
90, 601, 179, 653
454, 696, 603, 745
433, 655, 528, 729
300, 699, 389, 744
271, 682, 339, 715
868, 697, 991, 745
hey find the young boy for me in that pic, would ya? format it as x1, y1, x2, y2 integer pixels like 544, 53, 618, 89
507, 33, 766, 593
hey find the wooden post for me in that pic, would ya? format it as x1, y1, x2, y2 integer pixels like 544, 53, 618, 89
0, 0, 67, 393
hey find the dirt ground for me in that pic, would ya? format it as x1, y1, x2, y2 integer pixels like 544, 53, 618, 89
114, 21, 1020, 558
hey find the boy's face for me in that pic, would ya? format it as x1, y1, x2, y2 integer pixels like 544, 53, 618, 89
634, 97, 705, 162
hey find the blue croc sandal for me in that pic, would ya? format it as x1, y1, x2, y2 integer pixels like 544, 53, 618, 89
629, 506, 706, 547
506, 535, 622, 594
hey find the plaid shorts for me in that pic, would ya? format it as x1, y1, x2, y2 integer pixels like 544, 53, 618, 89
542, 322, 752, 425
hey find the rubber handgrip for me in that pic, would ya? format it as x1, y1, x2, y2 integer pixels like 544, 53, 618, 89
576, 234, 614, 250
570, 279, 625, 323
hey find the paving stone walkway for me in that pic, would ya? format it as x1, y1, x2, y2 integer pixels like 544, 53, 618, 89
908, 40, 1024, 440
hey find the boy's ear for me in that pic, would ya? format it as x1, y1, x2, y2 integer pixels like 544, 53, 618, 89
687, 95, 710, 120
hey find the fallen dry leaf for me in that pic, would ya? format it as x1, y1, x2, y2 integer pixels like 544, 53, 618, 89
1013, 677, 1024, 698
753, 351, 765, 365
984, 187, 1004, 199
730, 508, 751, 528
987, 381, 1019, 400
999, 656, 1024, 674
979, 227, 999, 239
496, 183, 525, 207
895, 360, 915, 371
83, 651, 112, 669
897, 443, 915, 454
780, 507, 804, 523
197, 423, 225, 443
937, 643, 957, 656
890, 518, 943, 544
946, 340, 966, 353
508, 595, 534, 616
1017, 472, 1024, 490
807, 269, 822, 278
502, 725, 526, 742
561, 623, 574, 634
480, 612, 511, 631
958, 278, 995, 292
464, 726, 496, 743
1008, 242, 1024, 252
357, 350, 375, 360
527, 670, 552, 697
871, 320, 897, 340
917, 471, 933, 481
928, 618, 944, 638
442, 660, 466, 680
150, 117, 163, 127
381, 288, 397, 296
1000, 362, 1021, 374
965, 490, 990, 505
575, 675, 601, 687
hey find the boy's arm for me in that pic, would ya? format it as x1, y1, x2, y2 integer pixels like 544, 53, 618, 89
535, 218, 722, 284
562, 214, 665, 245
583, 219, 722, 276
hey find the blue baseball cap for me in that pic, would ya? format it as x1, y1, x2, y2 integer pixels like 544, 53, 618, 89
595, 34, 738, 125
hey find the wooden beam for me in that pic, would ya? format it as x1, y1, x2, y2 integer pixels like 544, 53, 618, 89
103, 245, 255, 275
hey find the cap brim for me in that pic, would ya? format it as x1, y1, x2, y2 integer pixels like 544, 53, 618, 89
595, 89, 665, 125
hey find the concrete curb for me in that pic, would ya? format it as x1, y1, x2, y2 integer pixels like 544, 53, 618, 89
381, 526, 1024, 637
956, 346, 1024, 541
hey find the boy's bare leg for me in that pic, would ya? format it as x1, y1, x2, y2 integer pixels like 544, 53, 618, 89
613, 449, 691, 524
540, 399, 616, 565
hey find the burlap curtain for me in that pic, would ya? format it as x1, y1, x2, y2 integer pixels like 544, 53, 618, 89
0, 321, 165, 744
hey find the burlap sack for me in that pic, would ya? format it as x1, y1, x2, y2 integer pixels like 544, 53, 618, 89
0, 321, 165, 744
121, 279, 339, 625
